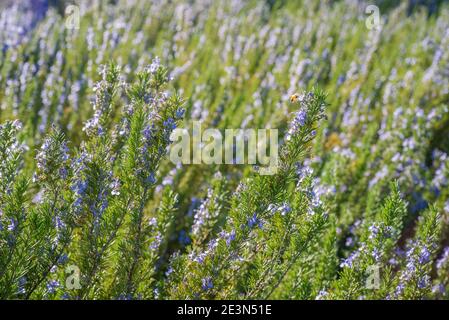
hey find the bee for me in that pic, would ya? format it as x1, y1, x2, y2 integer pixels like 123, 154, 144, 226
290, 93, 301, 103
325, 132, 342, 150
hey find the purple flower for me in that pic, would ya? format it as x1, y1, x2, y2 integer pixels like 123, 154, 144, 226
395, 283, 405, 296
142, 124, 154, 141
340, 250, 359, 268
345, 237, 354, 247
437, 247, 449, 270
163, 118, 176, 130
296, 163, 313, 183
219, 229, 236, 247
165, 267, 174, 277
146, 173, 156, 185
17, 277, 26, 295
247, 213, 262, 229
61, 293, 71, 300
432, 284, 446, 295
368, 224, 380, 239
372, 248, 381, 262
150, 233, 162, 251
7, 219, 17, 232
46, 280, 60, 294
110, 178, 120, 196
201, 277, 213, 291
418, 247, 431, 265
57, 254, 68, 265
226, 229, 236, 246
189, 252, 207, 264
294, 110, 307, 127
278, 203, 292, 216
417, 275, 430, 289
149, 217, 157, 227
178, 230, 191, 245
315, 290, 328, 300
287, 110, 307, 139
175, 108, 185, 119
147, 57, 161, 74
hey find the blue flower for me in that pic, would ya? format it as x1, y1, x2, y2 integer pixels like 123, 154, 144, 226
163, 118, 176, 130
175, 108, 185, 119
340, 250, 360, 268
147, 57, 161, 74
345, 237, 354, 247
46, 280, 60, 294
178, 230, 191, 245
17, 277, 26, 295
61, 293, 71, 300
150, 233, 162, 250
110, 178, 120, 196
417, 275, 430, 289
432, 284, 445, 295
142, 124, 155, 141
394, 283, 405, 296
57, 254, 68, 265
294, 110, 307, 127
149, 217, 157, 227
165, 267, 174, 277
278, 203, 292, 216
287, 110, 308, 139
436, 247, 449, 270
226, 229, 236, 246
372, 248, 381, 262
247, 213, 262, 229
7, 219, 17, 232
146, 172, 156, 185
418, 247, 431, 265
368, 224, 380, 240
315, 290, 328, 300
